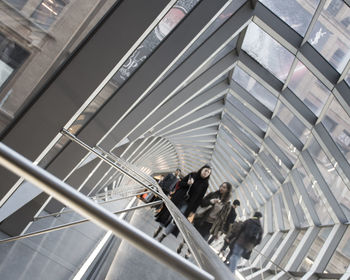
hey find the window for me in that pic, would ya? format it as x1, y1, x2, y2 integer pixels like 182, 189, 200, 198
3, 0, 28, 10
31, 0, 69, 30
326, 0, 343, 16
0, 33, 30, 91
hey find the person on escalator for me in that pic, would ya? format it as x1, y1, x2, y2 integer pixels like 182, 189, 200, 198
153, 165, 212, 242
176, 182, 232, 258
228, 211, 263, 273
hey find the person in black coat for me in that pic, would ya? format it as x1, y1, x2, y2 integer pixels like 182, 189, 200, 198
159, 168, 182, 195
153, 165, 212, 242
228, 211, 263, 273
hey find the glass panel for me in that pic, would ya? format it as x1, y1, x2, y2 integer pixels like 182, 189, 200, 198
298, 228, 332, 272
308, 138, 350, 222
224, 114, 262, 148
279, 230, 306, 268
275, 191, 290, 230
153, 1, 242, 88
67, 0, 200, 135
237, 188, 251, 219
245, 181, 264, 207
324, 226, 350, 273
308, 0, 350, 73
0, 34, 30, 91
226, 94, 268, 132
232, 66, 277, 111
261, 148, 288, 179
241, 183, 258, 210
289, 182, 310, 228
268, 129, 298, 164
221, 127, 255, 163
242, 22, 295, 82
288, 60, 331, 116
259, 0, 319, 36
31, 0, 69, 30
251, 172, 271, 200
295, 161, 334, 225
276, 102, 310, 144
3, 0, 28, 11
255, 162, 279, 193
322, 98, 350, 164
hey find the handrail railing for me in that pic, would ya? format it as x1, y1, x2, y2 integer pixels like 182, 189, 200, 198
33, 190, 150, 221
61, 129, 163, 198
60, 130, 237, 279
251, 248, 296, 279
0, 201, 162, 244
0, 142, 213, 280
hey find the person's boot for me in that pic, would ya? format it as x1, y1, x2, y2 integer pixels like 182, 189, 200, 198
153, 226, 162, 238
158, 234, 166, 243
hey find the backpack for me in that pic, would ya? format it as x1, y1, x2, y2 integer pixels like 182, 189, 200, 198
244, 220, 261, 244
227, 221, 243, 241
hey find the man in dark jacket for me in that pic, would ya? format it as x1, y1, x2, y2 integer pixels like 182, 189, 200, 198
159, 168, 181, 195
228, 211, 263, 273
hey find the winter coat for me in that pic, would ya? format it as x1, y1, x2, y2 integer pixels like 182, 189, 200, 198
223, 206, 237, 233
235, 218, 263, 251
155, 172, 209, 230
193, 191, 231, 236
159, 173, 179, 195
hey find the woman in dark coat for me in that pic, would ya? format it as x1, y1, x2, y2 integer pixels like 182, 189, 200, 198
177, 182, 232, 256
153, 165, 212, 242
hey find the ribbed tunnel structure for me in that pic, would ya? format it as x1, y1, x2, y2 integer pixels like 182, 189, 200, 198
0, 0, 349, 279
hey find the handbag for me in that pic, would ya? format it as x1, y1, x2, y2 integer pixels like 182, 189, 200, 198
195, 204, 212, 216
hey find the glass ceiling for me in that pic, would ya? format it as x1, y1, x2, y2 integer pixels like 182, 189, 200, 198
0, 0, 349, 278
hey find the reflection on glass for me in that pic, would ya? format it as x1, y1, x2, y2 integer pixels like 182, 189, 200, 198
226, 94, 268, 132
324, 226, 350, 273
276, 102, 310, 144
295, 161, 334, 225
288, 60, 331, 116
298, 228, 332, 272
259, 0, 319, 36
308, 0, 350, 73
308, 138, 350, 222
268, 129, 298, 164
322, 98, 350, 164
242, 22, 295, 81
0, 33, 29, 90
111, 0, 200, 88
31, 0, 68, 30
67, 0, 200, 136
232, 66, 277, 111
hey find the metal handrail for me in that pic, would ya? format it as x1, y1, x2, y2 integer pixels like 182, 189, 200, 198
33, 190, 151, 221
61, 130, 162, 198
60, 131, 236, 279
0, 201, 162, 244
252, 248, 296, 279
0, 142, 213, 280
